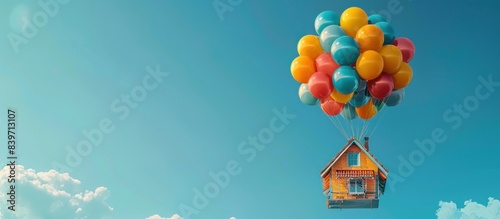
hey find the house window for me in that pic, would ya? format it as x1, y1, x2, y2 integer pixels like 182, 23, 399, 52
349, 178, 364, 195
347, 152, 360, 166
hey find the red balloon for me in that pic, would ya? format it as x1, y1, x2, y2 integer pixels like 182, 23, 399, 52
368, 73, 394, 100
308, 72, 333, 99
321, 97, 345, 116
393, 37, 415, 62
315, 52, 339, 77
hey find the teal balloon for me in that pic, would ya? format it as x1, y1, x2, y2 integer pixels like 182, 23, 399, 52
375, 22, 395, 45
368, 14, 386, 24
315, 11, 341, 35
349, 90, 370, 107
333, 66, 360, 94
341, 103, 357, 120
331, 36, 360, 65
383, 89, 405, 106
320, 25, 346, 52
372, 98, 386, 111
356, 79, 367, 92
299, 84, 319, 106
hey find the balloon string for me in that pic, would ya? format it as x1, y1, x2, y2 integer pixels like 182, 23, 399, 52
324, 104, 344, 140
350, 117, 355, 139
346, 116, 351, 138
334, 116, 349, 140
368, 97, 388, 138
332, 103, 350, 140
356, 118, 363, 138
351, 118, 356, 138
369, 107, 387, 138
337, 107, 350, 140
358, 118, 366, 137
348, 119, 353, 138
359, 119, 364, 139
346, 116, 352, 138
334, 108, 349, 140
361, 118, 370, 139
369, 98, 390, 138
333, 110, 349, 140
321, 104, 349, 140
355, 118, 359, 140
358, 119, 364, 139
321, 96, 392, 142
360, 119, 366, 139
334, 102, 349, 140
365, 117, 374, 138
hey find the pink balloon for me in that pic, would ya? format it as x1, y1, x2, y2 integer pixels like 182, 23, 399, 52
393, 37, 415, 62
321, 97, 344, 116
308, 72, 333, 99
368, 73, 394, 100
315, 52, 339, 77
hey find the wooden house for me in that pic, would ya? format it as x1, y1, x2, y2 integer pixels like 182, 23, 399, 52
320, 137, 389, 209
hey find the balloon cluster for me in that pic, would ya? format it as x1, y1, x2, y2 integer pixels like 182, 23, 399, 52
291, 7, 415, 120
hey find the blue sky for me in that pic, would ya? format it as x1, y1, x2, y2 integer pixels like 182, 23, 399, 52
0, 0, 500, 218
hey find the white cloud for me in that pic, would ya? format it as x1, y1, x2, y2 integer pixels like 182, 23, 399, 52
146, 214, 183, 219
0, 165, 113, 219
0, 165, 233, 219
436, 197, 500, 219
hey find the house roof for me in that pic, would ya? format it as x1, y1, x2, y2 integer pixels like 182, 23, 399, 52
320, 138, 389, 178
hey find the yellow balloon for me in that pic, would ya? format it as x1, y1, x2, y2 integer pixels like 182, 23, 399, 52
392, 62, 413, 89
290, 56, 316, 83
330, 87, 354, 103
355, 99, 377, 120
379, 45, 403, 74
355, 24, 384, 52
297, 35, 323, 60
355, 50, 384, 80
340, 7, 368, 37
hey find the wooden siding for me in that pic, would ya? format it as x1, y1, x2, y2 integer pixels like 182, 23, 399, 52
366, 178, 376, 192
329, 146, 379, 200
332, 177, 347, 195
322, 172, 330, 191
330, 146, 379, 172
331, 178, 376, 200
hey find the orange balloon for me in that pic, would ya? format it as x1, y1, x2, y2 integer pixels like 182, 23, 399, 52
355, 98, 377, 120
355, 25, 384, 52
291, 56, 316, 83
297, 35, 323, 60
340, 7, 368, 37
392, 62, 413, 89
355, 50, 384, 80
330, 87, 354, 103
379, 45, 403, 74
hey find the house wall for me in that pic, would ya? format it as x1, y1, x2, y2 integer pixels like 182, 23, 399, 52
322, 172, 330, 191
329, 145, 379, 200
331, 178, 376, 200
331, 146, 379, 171
332, 178, 347, 197
366, 178, 376, 192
